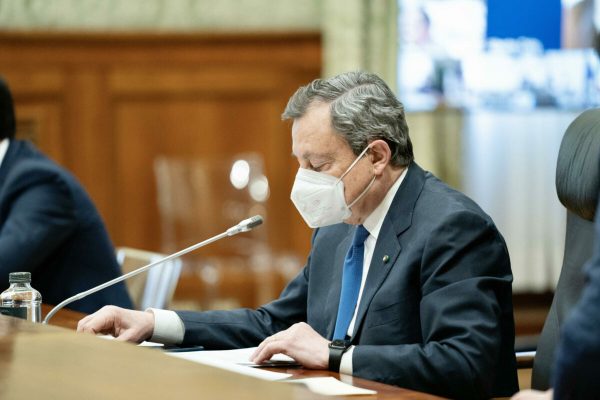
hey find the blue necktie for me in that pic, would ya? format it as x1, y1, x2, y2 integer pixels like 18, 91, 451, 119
333, 225, 370, 340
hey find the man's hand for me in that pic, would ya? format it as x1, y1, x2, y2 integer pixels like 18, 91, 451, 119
511, 389, 553, 400
250, 322, 329, 369
77, 305, 155, 343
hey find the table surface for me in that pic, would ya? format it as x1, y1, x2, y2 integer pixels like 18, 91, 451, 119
0, 305, 444, 400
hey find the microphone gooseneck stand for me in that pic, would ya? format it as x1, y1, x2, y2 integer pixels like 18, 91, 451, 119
43, 215, 264, 324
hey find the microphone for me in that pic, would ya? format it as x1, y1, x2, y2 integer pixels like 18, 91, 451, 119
43, 215, 264, 324
226, 215, 264, 235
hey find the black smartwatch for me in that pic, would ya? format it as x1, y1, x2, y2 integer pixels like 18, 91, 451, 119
328, 339, 351, 372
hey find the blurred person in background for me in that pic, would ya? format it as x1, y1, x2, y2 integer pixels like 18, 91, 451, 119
0, 77, 132, 313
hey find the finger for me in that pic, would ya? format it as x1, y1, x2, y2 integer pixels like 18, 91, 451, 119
251, 338, 272, 360
252, 346, 274, 364
77, 318, 99, 334
251, 340, 275, 363
252, 340, 288, 364
117, 310, 155, 343
78, 311, 116, 336
250, 345, 262, 361
77, 306, 117, 333
81, 321, 114, 336
115, 330, 139, 343
76, 312, 98, 332
251, 330, 287, 360
76, 318, 90, 333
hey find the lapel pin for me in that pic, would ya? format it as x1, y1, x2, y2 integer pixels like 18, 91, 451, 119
382, 255, 390, 263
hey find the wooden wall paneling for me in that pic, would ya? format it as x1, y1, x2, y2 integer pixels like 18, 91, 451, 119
0, 32, 321, 308
63, 70, 116, 227
14, 102, 64, 163
1, 69, 66, 164
112, 80, 285, 250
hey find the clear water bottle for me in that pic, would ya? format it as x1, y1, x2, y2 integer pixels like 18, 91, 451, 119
0, 272, 42, 322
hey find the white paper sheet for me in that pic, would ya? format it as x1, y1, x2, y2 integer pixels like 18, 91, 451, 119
288, 377, 377, 396
96, 334, 164, 348
166, 348, 293, 381
167, 347, 377, 396
186, 347, 295, 365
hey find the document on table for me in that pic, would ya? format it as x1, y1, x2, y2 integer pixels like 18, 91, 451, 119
179, 347, 297, 367
167, 347, 293, 381
97, 334, 164, 348
288, 377, 377, 396
167, 347, 377, 396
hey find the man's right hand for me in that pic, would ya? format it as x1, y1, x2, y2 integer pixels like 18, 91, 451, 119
77, 305, 155, 343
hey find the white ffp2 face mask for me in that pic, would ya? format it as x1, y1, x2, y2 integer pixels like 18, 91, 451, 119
290, 146, 375, 228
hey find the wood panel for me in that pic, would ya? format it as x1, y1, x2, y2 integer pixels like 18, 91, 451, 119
0, 32, 319, 307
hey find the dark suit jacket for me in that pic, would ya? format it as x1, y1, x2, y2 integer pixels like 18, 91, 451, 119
0, 140, 132, 313
553, 197, 600, 399
176, 163, 518, 399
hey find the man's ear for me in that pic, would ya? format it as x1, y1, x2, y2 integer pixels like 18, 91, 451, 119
368, 140, 391, 176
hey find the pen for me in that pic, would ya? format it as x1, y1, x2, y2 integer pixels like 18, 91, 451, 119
163, 345, 205, 353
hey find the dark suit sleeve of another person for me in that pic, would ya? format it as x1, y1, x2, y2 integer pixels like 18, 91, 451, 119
553, 207, 600, 399
352, 209, 516, 399
0, 162, 77, 275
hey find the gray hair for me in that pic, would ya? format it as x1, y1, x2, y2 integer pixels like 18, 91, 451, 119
282, 71, 413, 167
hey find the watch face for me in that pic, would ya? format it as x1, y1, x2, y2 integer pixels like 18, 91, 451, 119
330, 339, 349, 348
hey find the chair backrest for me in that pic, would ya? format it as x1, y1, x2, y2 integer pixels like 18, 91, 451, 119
532, 109, 600, 389
153, 154, 273, 310
115, 247, 182, 310
153, 154, 269, 254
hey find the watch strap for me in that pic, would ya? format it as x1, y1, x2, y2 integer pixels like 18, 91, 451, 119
328, 340, 350, 372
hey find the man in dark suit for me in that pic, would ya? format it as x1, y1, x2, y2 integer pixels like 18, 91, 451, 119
78, 71, 518, 399
0, 78, 132, 313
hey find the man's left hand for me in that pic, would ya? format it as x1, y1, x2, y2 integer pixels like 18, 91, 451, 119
250, 322, 329, 369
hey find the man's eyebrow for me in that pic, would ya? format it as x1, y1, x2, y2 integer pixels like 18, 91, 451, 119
290, 150, 313, 159
291, 151, 334, 160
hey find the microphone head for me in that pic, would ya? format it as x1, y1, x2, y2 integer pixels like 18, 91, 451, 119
227, 215, 264, 236
242, 215, 264, 230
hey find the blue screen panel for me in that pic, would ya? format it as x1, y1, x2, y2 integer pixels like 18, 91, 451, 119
486, 0, 561, 49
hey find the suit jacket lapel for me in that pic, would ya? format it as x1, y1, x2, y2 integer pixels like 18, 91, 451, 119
350, 162, 427, 340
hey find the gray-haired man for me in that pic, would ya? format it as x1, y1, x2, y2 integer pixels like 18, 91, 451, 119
78, 71, 518, 399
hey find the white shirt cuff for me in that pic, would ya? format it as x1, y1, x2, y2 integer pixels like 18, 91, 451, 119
146, 308, 185, 345
339, 345, 354, 375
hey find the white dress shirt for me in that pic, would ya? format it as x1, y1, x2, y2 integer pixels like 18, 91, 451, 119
0, 138, 9, 169
149, 167, 409, 373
